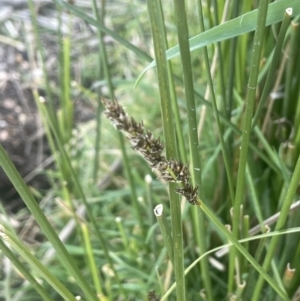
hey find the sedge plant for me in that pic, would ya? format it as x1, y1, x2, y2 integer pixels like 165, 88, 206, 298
1, 0, 300, 301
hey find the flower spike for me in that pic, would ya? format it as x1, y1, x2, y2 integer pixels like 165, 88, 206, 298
102, 98, 199, 205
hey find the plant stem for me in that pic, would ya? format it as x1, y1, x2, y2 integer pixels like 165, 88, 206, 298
199, 201, 289, 301
92, 0, 145, 234
252, 8, 292, 128
172, 0, 214, 298
0, 234, 55, 301
0, 145, 99, 301
231, 0, 269, 286
251, 153, 300, 300
146, 0, 186, 299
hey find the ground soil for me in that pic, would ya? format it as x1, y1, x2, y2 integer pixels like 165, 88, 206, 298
0, 1, 95, 211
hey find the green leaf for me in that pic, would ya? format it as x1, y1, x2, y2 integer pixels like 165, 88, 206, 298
136, 0, 300, 84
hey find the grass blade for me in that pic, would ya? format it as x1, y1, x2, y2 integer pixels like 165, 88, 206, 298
0, 145, 98, 301
138, 0, 300, 81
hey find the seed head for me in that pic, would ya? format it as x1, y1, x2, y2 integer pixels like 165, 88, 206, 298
176, 184, 199, 205
102, 98, 199, 205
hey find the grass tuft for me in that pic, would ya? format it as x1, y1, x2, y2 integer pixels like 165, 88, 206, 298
1, 1, 300, 300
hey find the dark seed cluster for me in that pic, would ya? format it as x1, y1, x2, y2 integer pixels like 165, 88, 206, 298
175, 184, 200, 206
102, 98, 200, 205
102, 98, 165, 167
158, 160, 189, 184
147, 290, 160, 301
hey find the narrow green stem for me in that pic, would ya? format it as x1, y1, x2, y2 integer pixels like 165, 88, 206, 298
254, 126, 290, 181
115, 217, 130, 255
161, 227, 300, 300
283, 21, 300, 119
172, 0, 213, 298
62, 35, 73, 141
231, 1, 270, 288
224, 12, 240, 279
91, 0, 104, 182
27, 0, 55, 119
172, 0, 201, 189
0, 145, 98, 301
154, 204, 174, 264
211, 0, 227, 113
81, 223, 103, 296
93, 0, 144, 235
226, 0, 240, 118
252, 153, 300, 300
233, 0, 269, 233
246, 163, 264, 228
38, 101, 125, 295
57, 8, 73, 143
199, 201, 289, 301
167, 62, 188, 165
146, 0, 185, 299
226, 2, 241, 285
197, 2, 236, 295
3, 228, 77, 301
197, 0, 235, 204
252, 8, 292, 128
240, 215, 250, 276
0, 234, 55, 301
